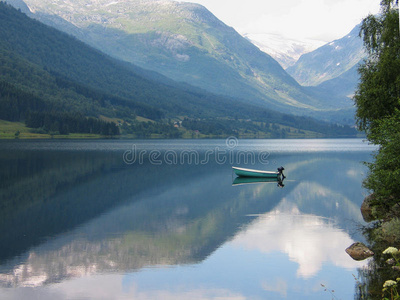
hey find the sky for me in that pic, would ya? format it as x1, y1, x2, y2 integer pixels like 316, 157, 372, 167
178, 0, 381, 43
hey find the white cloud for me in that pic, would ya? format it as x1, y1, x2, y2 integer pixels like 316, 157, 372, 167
178, 0, 381, 42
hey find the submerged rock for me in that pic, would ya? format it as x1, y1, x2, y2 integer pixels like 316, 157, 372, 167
345, 242, 374, 261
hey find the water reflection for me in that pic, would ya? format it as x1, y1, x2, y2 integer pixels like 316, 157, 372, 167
0, 140, 374, 299
231, 202, 364, 279
232, 176, 285, 187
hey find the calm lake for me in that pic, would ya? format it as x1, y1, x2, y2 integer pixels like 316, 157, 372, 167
0, 139, 377, 299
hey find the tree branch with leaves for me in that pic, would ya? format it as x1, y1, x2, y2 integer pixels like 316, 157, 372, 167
354, 0, 400, 214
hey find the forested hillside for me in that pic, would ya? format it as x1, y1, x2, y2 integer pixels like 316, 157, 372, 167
0, 3, 358, 138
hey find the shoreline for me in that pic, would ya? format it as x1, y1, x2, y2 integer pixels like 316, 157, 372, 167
0, 120, 365, 140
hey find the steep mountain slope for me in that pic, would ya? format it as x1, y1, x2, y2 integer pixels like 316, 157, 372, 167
304, 65, 360, 124
0, 1, 243, 120
307, 64, 360, 103
5, 0, 340, 117
286, 25, 365, 86
284, 24, 365, 124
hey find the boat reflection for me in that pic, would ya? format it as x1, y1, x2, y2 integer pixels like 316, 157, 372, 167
232, 176, 285, 188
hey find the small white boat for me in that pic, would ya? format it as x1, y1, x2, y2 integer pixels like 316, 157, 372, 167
232, 166, 285, 179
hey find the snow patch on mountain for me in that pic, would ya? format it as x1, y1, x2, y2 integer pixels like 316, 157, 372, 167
243, 32, 325, 69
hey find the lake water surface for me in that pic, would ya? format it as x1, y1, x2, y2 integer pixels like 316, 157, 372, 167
0, 139, 377, 299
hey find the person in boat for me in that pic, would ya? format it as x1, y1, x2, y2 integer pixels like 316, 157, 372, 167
277, 166, 286, 179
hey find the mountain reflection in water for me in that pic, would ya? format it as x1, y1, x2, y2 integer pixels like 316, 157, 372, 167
0, 139, 376, 299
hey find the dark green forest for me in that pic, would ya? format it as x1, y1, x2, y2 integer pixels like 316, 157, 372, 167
0, 2, 358, 138
25, 112, 119, 136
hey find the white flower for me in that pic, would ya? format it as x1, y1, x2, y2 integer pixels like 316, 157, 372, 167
383, 280, 397, 288
383, 247, 399, 255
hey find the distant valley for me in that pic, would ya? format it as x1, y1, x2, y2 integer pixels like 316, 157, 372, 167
0, 0, 364, 138
287, 25, 365, 87
243, 33, 325, 69
286, 24, 366, 123
4, 0, 359, 124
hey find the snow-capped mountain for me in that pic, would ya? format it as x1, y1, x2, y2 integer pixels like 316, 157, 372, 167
243, 33, 325, 69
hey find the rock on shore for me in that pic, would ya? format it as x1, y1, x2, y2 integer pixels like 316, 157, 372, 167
345, 242, 374, 261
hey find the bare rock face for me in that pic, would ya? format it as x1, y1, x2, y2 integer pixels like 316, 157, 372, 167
345, 242, 374, 261
360, 194, 375, 222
